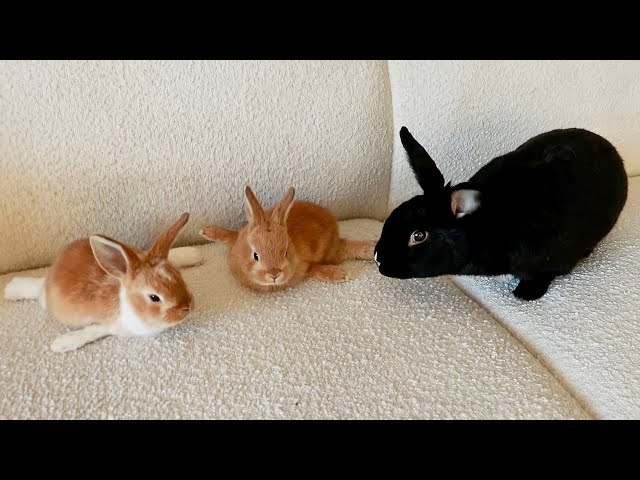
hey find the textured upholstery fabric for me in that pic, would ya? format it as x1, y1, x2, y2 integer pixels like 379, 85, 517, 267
452, 178, 640, 419
0, 60, 393, 273
0, 220, 589, 419
387, 60, 640, 212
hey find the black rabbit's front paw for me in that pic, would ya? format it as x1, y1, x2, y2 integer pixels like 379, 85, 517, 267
513, 275, 555, 301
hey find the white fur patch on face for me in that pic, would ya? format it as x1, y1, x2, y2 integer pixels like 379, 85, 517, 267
451, 189, 481, 218
158, 264, 174, 281
374, 251, 380, 267
118, 287, 167, 337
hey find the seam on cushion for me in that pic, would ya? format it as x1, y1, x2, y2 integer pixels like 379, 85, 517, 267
2, 263, 51, 276
382, 60, 396, 217
445, 276, 599, 419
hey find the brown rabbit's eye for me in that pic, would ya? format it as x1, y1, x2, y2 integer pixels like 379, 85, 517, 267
149, 294, 161, 303
408, 230, 428, 247
253, 252, 259, 261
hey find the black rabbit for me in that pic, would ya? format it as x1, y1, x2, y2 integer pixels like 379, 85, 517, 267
374, 127, 628, 300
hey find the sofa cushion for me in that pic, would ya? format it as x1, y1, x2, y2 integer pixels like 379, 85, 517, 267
452, 177, 640, 419
0, 219, 588, 419
387, 60, 640, 213
0, 60, 393, 274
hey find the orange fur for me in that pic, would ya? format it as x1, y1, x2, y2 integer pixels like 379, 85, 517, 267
337, 238, 377, 262
45, 213, 194, 329
200, 226, 238, 245
46, 239, 121, 327
200, 187, 376, 292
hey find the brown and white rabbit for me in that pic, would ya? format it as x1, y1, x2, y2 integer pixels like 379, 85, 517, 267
199, 186, 376, 292
4, 213, 203, 352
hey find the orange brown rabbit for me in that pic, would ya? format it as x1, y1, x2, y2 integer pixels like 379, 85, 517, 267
4, 213, 203, 352
200, 186, 376, 292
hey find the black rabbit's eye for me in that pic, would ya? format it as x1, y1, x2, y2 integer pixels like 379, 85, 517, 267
253, 252, 259, 261
149, 294, 161, 303
408, 230, 428, 247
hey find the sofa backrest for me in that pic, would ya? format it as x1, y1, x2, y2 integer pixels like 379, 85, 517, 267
387, 60, 640, 213
2, 60, 638, 274
0, 60, 393, 274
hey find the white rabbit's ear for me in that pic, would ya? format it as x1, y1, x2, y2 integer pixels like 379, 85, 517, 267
451, 190, 481, 218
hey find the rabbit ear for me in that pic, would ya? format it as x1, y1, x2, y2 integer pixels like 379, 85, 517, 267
90, 235, 140, 278
244, 186, 266, 224
451, 189, 481, 218
271, 187, 295, 226
399, 127, 445, 194
147, 212, 190, 260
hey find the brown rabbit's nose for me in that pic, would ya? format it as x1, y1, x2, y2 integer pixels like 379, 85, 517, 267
181, 298, 194, 313
268, 269, 282, 281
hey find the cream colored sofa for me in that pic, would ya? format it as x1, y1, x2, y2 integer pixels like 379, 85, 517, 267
1, 60, 638, 419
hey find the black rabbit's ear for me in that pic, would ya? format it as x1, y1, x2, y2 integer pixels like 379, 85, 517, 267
451, 189, 481, 218
400, 127, 445, 194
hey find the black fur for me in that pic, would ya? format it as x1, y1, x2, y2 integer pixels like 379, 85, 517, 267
375, 127, 628, 300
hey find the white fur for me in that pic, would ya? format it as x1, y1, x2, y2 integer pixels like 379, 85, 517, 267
168, 247, 204, 268
50, 287, 171, 353
374, 251, 380, 267
4, 277, 45, 301
158, 266, 174, 281
51, 324, 114, 353
117, 287, 167, 337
